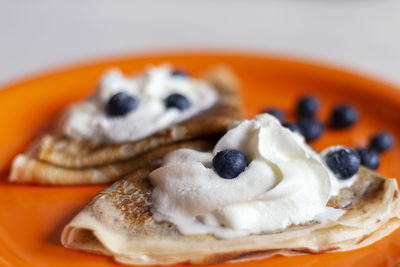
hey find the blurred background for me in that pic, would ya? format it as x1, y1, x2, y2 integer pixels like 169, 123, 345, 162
1, 0, 400, 85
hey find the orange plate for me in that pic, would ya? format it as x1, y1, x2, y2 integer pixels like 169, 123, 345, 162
1, 51, 400, 267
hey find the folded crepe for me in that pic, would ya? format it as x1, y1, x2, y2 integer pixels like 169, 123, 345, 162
9, 65, 243, 185
61, 167, 400, 265
61, 115, 400, 265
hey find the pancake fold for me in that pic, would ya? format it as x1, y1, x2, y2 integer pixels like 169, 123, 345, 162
9, 66, 243, 185
61, 167, 400, 265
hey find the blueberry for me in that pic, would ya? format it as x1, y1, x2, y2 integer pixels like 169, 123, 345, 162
212, 149, 248, 179
171, 69, 189, 77
330, 104, 358, 129
370, 132, 394, 153
357, 148, 380, 170
165, 93, 191, 111
297, 96, 319, 117
325, 147, 360, 179
297, 118, 323, 142
282, 122, 302, 135
106, 92, 139, 117
262, 108, 285, 122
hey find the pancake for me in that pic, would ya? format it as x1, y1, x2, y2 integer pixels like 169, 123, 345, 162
9, 139, 215, 185
8, 66, 243, 185
61, 166, 400, 265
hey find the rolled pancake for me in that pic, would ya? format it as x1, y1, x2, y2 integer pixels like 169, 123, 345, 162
9, 66, 243, 185
61, 166, 400, 265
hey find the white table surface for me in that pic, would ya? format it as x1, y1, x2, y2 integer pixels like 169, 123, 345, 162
1, 0, 400, 87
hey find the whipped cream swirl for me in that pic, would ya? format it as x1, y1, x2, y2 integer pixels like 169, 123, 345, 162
62, 65, 218, 143
150, 114, 346, 238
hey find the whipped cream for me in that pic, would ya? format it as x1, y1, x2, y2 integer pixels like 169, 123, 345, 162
150, 114, 346, 239
62, 65, 218, 143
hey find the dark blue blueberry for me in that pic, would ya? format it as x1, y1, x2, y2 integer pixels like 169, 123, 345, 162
262, 108, 285, 122
297, 96, 319, 117
282, 122, 302, 135
297, 117, 323, 142
357, 148, 380, 170
106, 92, 139, 117
370, 132, 394, 153
325, 147, 360, 179
171, 69, 189, 77
330, 104, 358, 129
212, 149, 248, 179
165, 93, 191, 111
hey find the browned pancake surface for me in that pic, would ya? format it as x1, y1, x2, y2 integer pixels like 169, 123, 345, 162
61, 166, 400, 265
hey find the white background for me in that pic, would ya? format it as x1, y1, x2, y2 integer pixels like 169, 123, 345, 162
1, 0, 400, 86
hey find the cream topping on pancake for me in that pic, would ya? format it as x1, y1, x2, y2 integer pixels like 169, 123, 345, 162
62, 65, 218, 143
150, 115, 347, 238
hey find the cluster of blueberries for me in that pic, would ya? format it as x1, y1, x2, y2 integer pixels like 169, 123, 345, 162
106, 70, 191, 117
212, 96, 394, 180
264, 95, 359, 141
264, 95, 393, 173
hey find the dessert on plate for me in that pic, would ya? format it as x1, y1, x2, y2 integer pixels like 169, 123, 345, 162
9, 65, 243, 185
61, 114, 400, 265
